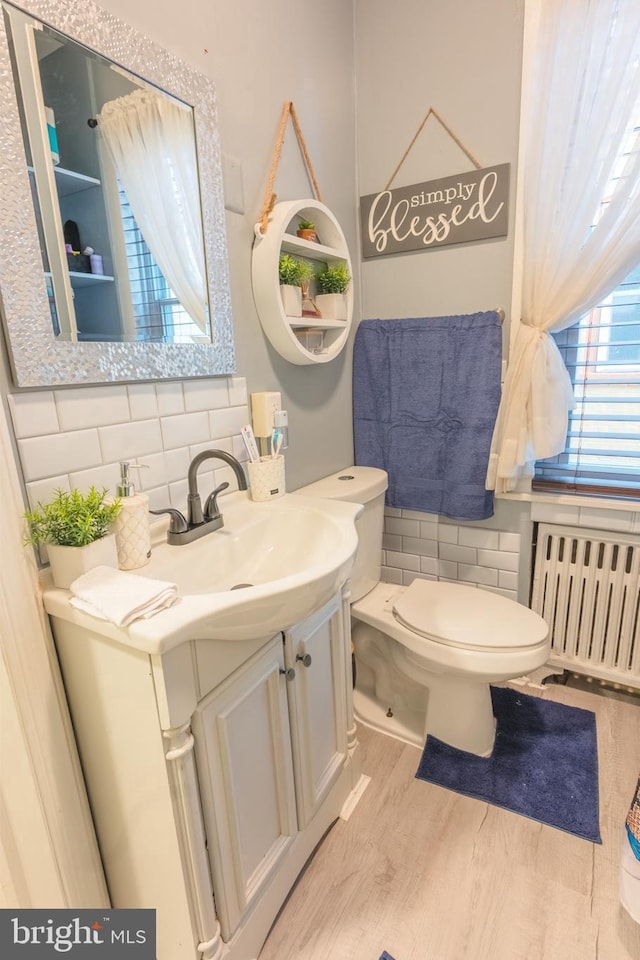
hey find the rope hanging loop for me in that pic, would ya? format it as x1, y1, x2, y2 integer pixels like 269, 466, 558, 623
258, 101, 323, 235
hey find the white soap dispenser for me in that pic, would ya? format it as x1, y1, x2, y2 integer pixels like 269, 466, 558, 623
113, 462, 151, 570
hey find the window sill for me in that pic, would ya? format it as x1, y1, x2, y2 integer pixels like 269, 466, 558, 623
497, 490, 640, 514
497, 489, 640, 534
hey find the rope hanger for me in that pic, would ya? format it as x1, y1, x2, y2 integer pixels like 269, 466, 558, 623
385, 106, 484, 191
257, 101, 323, 235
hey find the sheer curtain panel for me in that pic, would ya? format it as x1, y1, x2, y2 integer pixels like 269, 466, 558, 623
98, 89, 208, 333
486, 0, 640, 493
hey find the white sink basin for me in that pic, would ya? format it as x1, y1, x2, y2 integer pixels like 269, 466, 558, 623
42, 490, 362, 652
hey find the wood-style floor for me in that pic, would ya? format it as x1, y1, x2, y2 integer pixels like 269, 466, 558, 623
259, 676, 640, 960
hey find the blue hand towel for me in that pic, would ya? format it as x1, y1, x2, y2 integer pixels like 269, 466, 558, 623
353, 311, 502, 520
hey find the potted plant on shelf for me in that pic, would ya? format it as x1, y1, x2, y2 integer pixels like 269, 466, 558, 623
279, 254, 314, 317
23, 486, 121, 589
315, 262, 351, 321
296, 218, 319, 243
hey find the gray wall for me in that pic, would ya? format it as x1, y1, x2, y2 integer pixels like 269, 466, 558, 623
2, 0, 525, 493
354, 0, 524, 329
90, 0, 361, 489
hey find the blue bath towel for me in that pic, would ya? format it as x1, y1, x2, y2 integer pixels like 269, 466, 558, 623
353, 312, 502, 520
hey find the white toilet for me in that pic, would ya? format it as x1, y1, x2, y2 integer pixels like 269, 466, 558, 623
296, 466, 550, 755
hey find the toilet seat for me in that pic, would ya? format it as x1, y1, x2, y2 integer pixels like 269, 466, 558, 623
392, 579, 549, 652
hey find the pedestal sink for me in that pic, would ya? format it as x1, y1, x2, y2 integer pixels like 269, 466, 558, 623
42, 491, 362, 652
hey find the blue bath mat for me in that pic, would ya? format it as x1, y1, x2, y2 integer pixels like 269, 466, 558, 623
416, 686, 601, 842
379, 953, 396, 960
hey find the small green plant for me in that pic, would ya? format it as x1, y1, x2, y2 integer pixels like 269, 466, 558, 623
317, 261, 351, 294
279, 254, 314, 287
297, 218, 316, 230
23, 487, 121, 547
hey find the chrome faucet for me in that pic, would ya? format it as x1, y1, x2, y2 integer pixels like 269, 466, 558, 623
151, 449, 248, 545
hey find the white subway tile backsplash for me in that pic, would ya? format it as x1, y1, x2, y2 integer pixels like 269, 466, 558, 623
161, 411, 209, 450
9, 392, 59, 438
54, 385, 130, 431
499, 531, 521, 552
68, 463, 121, 495
402, 536, 437, 557
168, 478, 189, 509
19, 429, 102, 481
498, 570, 519, 590
381, 566, 403, 585
458, 564, 498, 586
99, 419, 163, 462
419, 521, 438, 541
209, 405, 250, 440
458, 528, 500, 550
402, 509, 438, 522
386, 517, 421, 537
478, 583, 518, 602
127, 384, 159, 421
184, 378, 229, 413
384, 507, 402, 518
146, 485, 172, 512
25, 475, 70, 508
189, 437, 233, 460
437, 559, 458, 580
403, 570, 437, 586
385, 550, 420, 571
437, 524, 459, 544
420, 556, 439, 576
439, 543, 477, 564
383, 533, 403, 552
477, 549, 519, 572
156, 381, 185, 416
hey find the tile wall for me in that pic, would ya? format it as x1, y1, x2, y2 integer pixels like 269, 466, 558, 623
381, 506, 522, 602
9, 376, 251, 516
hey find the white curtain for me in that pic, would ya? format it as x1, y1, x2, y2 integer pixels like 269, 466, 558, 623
486, 0, 640, 492
97, 88, 208, 333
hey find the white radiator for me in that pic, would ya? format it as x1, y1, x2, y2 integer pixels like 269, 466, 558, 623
531, 523, 640, 690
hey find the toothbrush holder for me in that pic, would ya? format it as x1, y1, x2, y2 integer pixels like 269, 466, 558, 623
247, 455, 286, 502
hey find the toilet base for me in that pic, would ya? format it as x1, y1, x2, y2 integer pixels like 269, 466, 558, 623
353, 628, 497, 756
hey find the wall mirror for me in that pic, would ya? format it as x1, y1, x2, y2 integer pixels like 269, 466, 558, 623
0, 0, 235, 386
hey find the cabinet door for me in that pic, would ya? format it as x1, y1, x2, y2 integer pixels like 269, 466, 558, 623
284, 595, 349, 829
192, 636, 297, 942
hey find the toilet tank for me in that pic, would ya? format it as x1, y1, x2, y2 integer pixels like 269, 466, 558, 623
294, 466, 388, 602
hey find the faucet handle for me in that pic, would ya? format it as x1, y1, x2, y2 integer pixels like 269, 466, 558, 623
149, 507, 188, 534
204, 482, 230, 520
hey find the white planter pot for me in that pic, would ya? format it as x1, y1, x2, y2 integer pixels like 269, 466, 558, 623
316, 293, 347, 321
47, 534, 118, 590
280, 284, 302, 317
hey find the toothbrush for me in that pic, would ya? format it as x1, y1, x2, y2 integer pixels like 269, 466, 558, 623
271, 428, 283, 459
241, 425, 261, 462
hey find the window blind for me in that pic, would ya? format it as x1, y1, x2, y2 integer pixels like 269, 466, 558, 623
534, 265, 640, 495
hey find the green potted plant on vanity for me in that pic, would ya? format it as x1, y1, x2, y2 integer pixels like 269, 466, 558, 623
278, 254, 314, 317
315, 261, 351, 321
23, 486, 121, 589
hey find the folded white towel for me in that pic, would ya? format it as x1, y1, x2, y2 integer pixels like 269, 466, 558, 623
69, 565, 178, 627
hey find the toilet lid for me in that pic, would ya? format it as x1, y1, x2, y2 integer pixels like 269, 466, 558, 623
392, 580, 548, 651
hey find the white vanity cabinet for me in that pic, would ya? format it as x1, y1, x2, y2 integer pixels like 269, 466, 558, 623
193, 595, 348, 942
47, 585, 361, 960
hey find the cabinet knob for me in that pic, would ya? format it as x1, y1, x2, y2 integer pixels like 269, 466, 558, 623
296, 653, 312, 668
280, 667, 296, 681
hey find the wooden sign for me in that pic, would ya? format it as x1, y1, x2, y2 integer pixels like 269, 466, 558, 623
360, 163, 510, 259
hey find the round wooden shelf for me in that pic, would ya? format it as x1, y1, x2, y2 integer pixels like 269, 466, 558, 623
251, 199, 353, 365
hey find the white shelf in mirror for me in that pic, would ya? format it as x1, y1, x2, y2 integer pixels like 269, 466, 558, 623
45, 270, 115, 286
252, 199, 353, 365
